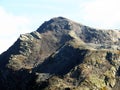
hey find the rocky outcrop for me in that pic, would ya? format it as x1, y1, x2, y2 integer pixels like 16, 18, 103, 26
0, 17, 120, 90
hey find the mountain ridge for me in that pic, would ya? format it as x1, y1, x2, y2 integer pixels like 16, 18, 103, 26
0, 17, 120, 90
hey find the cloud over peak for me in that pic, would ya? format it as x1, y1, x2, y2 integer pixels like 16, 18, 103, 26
0, 6, 31, 53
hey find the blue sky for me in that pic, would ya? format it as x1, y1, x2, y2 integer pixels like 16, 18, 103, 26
0, 0, 120, 53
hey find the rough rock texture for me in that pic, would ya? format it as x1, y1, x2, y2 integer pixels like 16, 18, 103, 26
0, 17, 120, 90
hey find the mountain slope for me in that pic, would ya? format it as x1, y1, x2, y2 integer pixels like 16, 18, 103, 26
0, 17, 120, 90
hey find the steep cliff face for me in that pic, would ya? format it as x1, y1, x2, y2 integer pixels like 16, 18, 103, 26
0, 17, 120, 90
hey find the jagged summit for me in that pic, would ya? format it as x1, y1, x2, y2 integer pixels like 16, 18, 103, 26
37, 17, 120, 44
37, 17, 74, 33
0, 17, 120, 90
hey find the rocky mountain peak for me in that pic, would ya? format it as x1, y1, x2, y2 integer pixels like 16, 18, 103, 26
37, 17, 120, 45
37, 17, 78, 33
0, 17, 120, 90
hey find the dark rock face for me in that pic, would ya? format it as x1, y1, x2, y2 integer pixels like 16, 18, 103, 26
37, 17, 72, 33
0, 17, 120, 90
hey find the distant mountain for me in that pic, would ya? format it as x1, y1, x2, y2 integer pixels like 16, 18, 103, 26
0, 17, 120, 90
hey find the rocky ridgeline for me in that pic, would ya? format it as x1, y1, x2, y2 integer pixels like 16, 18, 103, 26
0, 17, 120, 90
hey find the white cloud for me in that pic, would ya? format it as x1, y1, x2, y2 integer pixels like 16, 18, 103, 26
0, 6, 31, 54
81, 0, 120, 29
